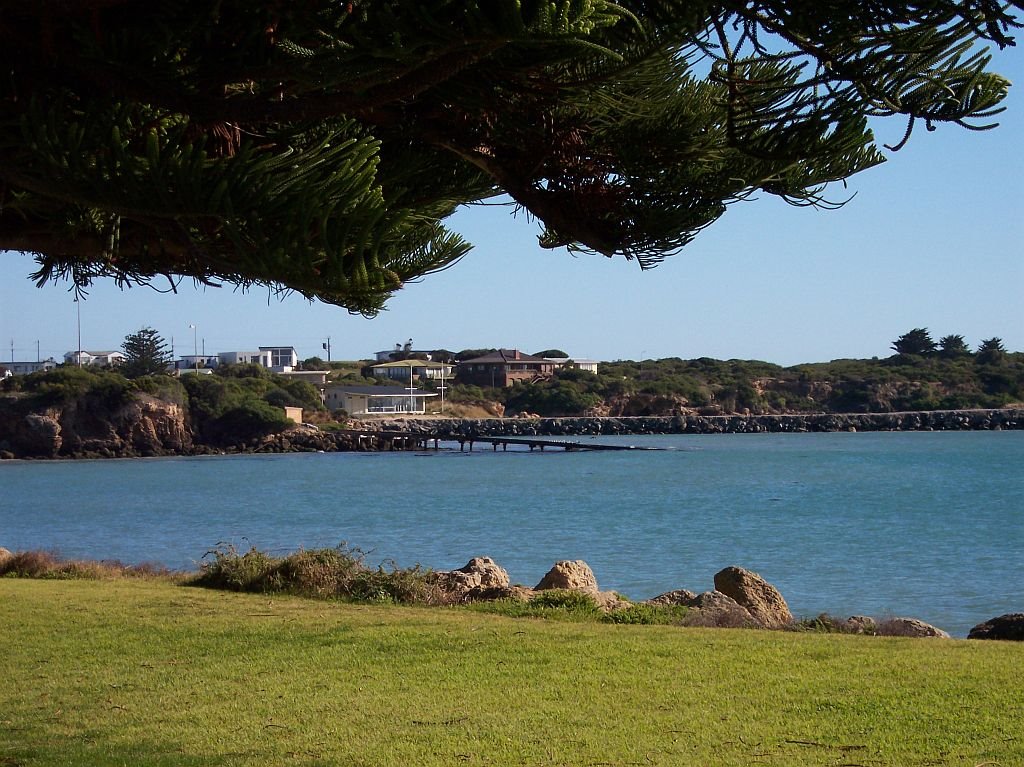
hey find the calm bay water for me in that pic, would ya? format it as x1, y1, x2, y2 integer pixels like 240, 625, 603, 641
2, 431, 1021, 636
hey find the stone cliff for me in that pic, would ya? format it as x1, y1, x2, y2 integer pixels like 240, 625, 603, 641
0, 394, 191, 458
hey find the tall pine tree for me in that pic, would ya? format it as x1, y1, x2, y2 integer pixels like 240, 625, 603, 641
121, 327, 172, 379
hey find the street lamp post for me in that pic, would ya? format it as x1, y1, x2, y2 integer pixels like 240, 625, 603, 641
189, 324, 198, 375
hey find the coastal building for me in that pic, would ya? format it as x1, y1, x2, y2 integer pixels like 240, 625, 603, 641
0, 358, 58, 376
217, 350, 273, 367
372, 338, 443, 362
260, 346, 299, 372
370, 359, 454, 382
324, 384, 437, 415
545, 357, 599, 374
456, 349, 555, 387
63, 350, 126, 367
172, 355, 220, 372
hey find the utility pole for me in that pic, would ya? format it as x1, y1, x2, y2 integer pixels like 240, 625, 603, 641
322, 336, 332, 362
75, 295, 82, 367
36, 340, 40, 362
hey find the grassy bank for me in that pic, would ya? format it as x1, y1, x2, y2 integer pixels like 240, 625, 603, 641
1, 579, 1021, 766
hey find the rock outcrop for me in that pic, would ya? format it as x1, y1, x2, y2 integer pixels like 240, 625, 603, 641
713, 566, 793, 628
0, 395, 191, 458
535, 560, 599, 592
646, 589, 698, 606
875, 617, 951, 638
435, 556, 511, 602
968, 613, 1024, 641
680, 590, 760, 629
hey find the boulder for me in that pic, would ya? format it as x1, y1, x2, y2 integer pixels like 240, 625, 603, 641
968, 613, 1024, 641
535, 560, 598, 592
680, 590, 760, 629
0, 547, 12, 569
436, 556, 510, 601
875, 617, 950, 638
646, 589, 698, 607
846, 615, 878, 635
713, 566, 793, 628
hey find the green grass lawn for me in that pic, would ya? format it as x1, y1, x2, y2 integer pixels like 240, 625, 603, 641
1, 578, 1021, 766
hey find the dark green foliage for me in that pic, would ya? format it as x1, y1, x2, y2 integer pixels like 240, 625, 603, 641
891, 328, 938, 357
533, 349, 568, 359
504, 379, 603, 416
3, 3, 1020, 312
181, 374, 294, 444
120, 327, 172, 379
939, 334, 971, 358
133, 374, 187, 405
13, 366, 133, 409
977, 337, 1008, 366
455, 349, 498, 362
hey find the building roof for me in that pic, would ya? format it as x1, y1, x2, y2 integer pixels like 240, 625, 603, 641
371, 359, 453, 369
458, 349, 549, 365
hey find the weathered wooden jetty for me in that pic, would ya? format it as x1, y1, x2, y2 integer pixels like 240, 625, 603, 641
338, 430, 662, 452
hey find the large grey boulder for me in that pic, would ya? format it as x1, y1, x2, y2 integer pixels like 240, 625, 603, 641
713, 566, 793, 628
968, 613, 1024, 641
535, 560, 599, 592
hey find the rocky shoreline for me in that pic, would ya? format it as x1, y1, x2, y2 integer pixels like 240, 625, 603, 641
2, 545, 1019, 640
1, 407, 1020, 459
371, 408, 1023, 438
437, 556, 1023, 641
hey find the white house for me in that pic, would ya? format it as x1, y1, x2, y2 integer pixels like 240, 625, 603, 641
172, 355, 220, 373
370, 359, 454, 382
324, 384, 437, 415
1, 358, 58, 376
217, 350, 272, 367
259, 346, 298, 372
63, 350, 126, 367
546, 357, 599, 374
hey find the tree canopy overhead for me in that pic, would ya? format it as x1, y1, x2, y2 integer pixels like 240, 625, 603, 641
2, 1, 1021, 314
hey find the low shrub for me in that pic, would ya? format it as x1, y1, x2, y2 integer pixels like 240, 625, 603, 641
602, 603, 688, 625
191, 544, 442, 604
0, 550, 176, 580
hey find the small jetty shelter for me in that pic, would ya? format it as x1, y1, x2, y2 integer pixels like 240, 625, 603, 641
324, 384, 437, 415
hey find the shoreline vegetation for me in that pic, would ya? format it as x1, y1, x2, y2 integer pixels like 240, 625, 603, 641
3, 577, 1022, 767
1, 545, 1019, 642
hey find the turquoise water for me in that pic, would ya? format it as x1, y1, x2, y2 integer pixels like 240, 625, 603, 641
2, 431, 1021, 636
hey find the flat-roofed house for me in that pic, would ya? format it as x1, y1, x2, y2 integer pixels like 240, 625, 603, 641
324, 384, 437, 415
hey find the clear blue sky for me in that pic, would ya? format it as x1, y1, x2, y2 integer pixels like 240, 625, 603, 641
2, 53, 1021, 368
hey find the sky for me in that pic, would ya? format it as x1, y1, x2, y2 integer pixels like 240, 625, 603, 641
1, 53, 1021, 369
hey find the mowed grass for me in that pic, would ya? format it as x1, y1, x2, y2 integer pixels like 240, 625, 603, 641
1, 579, 1021, 767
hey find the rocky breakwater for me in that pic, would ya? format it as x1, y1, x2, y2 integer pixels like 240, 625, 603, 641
0, 394, 192, 459
374, 408, 1022, 438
